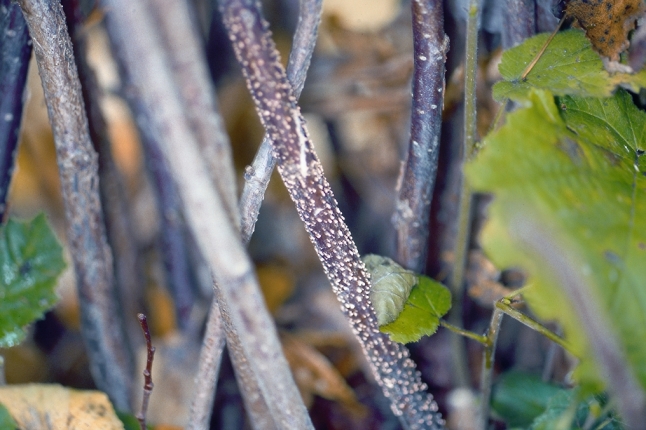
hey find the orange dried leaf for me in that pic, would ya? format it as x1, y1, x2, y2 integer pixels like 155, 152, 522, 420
282, 334, 365, 414
566, 0, 646, 61
0, 384, 123, 429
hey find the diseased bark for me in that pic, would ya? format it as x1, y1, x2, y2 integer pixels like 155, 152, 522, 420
16, 0, 132, 411
101, 0, 313, 428
190, 0, 323, 425
219, 0, 444, 427
0, 0, 32, 220
394, 0, 448, 273
239, 0, 323, 244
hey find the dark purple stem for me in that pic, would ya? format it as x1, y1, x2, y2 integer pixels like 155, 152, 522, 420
239, 0, 322, 244
219, 0, 444, 427
0, 0, 32, 220
110, 25, 196, 327
394, 0, 449, 273
61, 0, 142, 357
502, 0, 536, 49
133, 96, 196, 326
136, 313, 156, 430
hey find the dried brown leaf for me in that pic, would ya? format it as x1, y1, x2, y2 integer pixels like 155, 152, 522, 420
567, 0, 646, 61
466, 250, 515, 307
282, 334, 365, 415
0, 384, 123, 429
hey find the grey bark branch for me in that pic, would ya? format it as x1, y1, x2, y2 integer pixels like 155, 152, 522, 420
101, 1, 312, 428
17, 0, 132, 411
150, 0, 238, 226
62, 0, 141, 358
142, 0, 274, 426
189, 0, 323, 425
219, 0, 444, 427
239, 0, 322, 244
394, 0, 448, 273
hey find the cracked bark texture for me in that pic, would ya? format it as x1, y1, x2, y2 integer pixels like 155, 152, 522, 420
219, 0, 444, 427
394, 0, 448, 273
17, 0, 132, 411
101, 0, 312, 428
0, 0, 32, 220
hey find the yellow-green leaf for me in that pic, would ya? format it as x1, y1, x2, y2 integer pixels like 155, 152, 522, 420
493, 29, 646, 101
466, 88, 646, 392
380, 275, 452, 344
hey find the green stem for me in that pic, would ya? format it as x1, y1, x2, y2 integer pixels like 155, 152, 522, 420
440, 320, 488, 344
447, 180, 473, 388
464, 0, 481, 159
448, 0, 481, 391
495, 300, 574, 354
479, 307, 504, 430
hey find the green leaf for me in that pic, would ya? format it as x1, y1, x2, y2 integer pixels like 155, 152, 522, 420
493, 29, 646, 101
380, 275, 451, 344
0, 214, 66, 347
491, 371, 564, 428
0, 403, 18, 429
530, 391, 623, 430
117, 411, 149, 430
466, 88, 646, 392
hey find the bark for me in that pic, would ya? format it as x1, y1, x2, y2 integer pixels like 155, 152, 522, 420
17, 0, 132, 411
101, 0, 313, 427
0, 0, 32, 219
394, 0, 448, 273
219, 0, 444, 427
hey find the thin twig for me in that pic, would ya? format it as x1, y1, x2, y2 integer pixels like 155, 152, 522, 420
101, 1, 312, 428
520, 16, 566, 80
479, 307, 504, 430
239, 0, 323, 244
17, 0, 132, 410
446, 0, 481, 391
463, 0, 481, 160
219, 0, 444, 427
0, 355, 5, 386
495, 300, 571, 352
0, 0, 32, 220
136, 313, 156, 430
440, 320, 487, 344
394, 0, 449, 273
